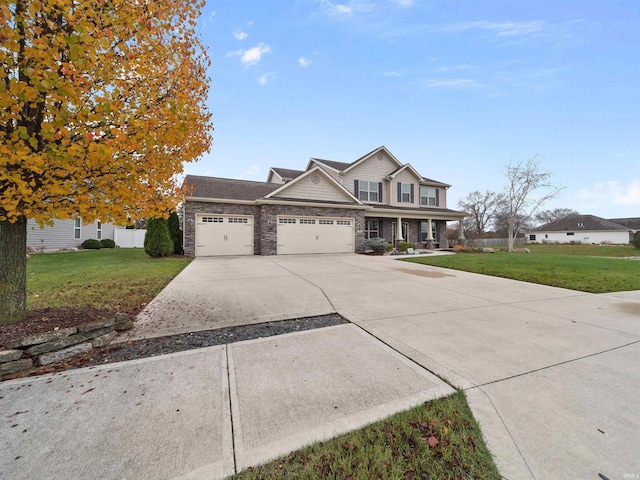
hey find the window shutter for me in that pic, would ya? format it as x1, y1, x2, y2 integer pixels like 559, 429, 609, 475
397, 183, 402, 202
354, 180, 359, 198
410, 184, 414, 203
378, 182, 383, 203
435, 189, 440, 206
378, 219, 383, 238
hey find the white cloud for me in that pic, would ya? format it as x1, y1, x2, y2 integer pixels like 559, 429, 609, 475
257, 72, 276, 85
298, 56, 312, 68
320, 0, 375, 17
228, 43, 272, 68
208, 10, 216, 21
440, 20, 544, 37
578, 179, 640, 208
233, 30, 248, 40
421, 78, 480, 89
245, 165, 260, 176
390, 0, 414, 7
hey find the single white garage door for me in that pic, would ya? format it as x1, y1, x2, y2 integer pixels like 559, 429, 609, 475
195, 214, 254, 256
277, 216, 354, 254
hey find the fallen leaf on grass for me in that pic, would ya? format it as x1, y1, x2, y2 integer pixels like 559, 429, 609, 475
428, 436, 439, 448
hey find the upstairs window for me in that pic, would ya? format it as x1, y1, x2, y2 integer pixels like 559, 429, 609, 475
355, 180, 381, 202
420, 187, 438, 206
96, 221, 102, 240
397, 183, 414, 203
74, 218, 81, 239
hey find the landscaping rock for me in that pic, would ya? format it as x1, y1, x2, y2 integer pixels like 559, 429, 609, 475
38, 343, 93, 366
114, 320, 134, 331
10, 327, 77, 349
26, 327, 113, 356
92, 331, 118, 348
0, 350, 23, 363
0, 359, 33, 377
77, 316, 118, 333
482, 248, 496, 253
114, 313, 131, 325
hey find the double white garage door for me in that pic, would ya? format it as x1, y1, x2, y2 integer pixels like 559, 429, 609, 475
195, 214, 354, 256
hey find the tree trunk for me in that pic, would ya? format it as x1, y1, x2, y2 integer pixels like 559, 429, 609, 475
0, 216, 28, 324
507, 220, 515, 251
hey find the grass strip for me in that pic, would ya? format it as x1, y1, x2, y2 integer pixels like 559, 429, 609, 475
233, 391, 500, 480
404, 251, 640, 293
27, 249, 191, 311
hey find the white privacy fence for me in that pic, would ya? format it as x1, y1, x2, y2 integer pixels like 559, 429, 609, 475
114, 229, 146, 248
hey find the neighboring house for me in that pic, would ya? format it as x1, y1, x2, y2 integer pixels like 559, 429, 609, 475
526, 214, 635, 244
182, 146, 466, 257
609, 217, 640, 238
27, 218, 115, 251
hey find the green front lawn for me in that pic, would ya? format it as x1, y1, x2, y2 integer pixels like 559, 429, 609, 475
27, 248, 191, 311
405, 247, 640, 293
234, 391, 500, 480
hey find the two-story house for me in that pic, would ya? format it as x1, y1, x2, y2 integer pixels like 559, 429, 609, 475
182, 146, 466, 256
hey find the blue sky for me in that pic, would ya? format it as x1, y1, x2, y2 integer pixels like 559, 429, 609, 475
187, 0, 639, 219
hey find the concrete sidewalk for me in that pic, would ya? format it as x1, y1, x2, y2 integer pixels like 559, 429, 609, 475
0, 324, 454, 480
3, 253, 639, 480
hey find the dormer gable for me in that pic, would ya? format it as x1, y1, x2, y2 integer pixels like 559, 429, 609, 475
386, 163, 423, 181
265, 166, 362, 204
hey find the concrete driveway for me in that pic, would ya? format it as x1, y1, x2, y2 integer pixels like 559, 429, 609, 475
124, 253, 640, 479
3, 254, 638, 480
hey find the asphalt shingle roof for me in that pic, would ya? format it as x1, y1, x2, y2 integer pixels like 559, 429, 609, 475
271, 168, 304, 180
310, 158, 352, 171
184, 175, 279, 201
533, 214, 630, 232
609, 217, 640, 230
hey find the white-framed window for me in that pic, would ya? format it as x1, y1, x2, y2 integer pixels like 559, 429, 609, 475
74, 218, 81, 239
357, 181, 380, 202
567, 232, 575, 236
279, 218, 296, 224
337, 220, 351, 226
529, 234, 536, 241
96, 221, 102, 240
364, 219, 379, 239
228, 217, 248, 224
319, 219, 334, 225
300, 219, 316, 224
201, 216, 223, 223
400, 183, 412, 203
420, 221, 436, 242
420, 187, 437, 206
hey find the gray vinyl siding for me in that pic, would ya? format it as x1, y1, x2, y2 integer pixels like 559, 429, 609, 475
341, 153, 400, 205
27, 219, 115, 249
390, 169, 420, 207
309, 161, 341, 182
272, 174, 352, 202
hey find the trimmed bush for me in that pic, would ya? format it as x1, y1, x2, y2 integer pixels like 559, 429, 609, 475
100, 239, 116, 248
144, 218, 174, 258
633, 232, 640, 250
81, 239, 102, 250
167, 211, 183, 255
365, 237, 389, 253
397, 241, 415, 252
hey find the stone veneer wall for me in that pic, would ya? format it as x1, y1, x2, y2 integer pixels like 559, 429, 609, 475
183, 201, 262, 256
184, 201, 365, 256
1, 313, 133, 381
260, 204, 366, 255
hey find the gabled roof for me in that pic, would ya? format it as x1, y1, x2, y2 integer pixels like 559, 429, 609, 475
184, 175, 279, 201
532, 214, 631, 232
268, 167, 304, 182
342, 146, 402, 173
387, 163, 423, 181
422, 177, 451, 188
307, 158, 351, 172
264, 166, 362, 204
609, 217, 640, 230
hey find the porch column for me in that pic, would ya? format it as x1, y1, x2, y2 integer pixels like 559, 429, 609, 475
458, 219, 465, 239
427, 218, 434, 240
396, 217, 404, 241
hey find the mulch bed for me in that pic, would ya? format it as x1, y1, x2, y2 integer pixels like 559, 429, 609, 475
1, 308, 348, 379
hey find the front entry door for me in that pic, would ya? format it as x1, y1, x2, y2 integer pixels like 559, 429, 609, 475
392, 222, 408, 245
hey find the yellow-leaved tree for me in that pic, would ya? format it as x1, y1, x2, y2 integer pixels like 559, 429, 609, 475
0, 0, 212, 323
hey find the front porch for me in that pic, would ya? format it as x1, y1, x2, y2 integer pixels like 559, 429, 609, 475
364, 216, 465, 249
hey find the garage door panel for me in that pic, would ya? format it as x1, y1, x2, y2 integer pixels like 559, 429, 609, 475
195, 215, 253, 256
277, 217, 354, 255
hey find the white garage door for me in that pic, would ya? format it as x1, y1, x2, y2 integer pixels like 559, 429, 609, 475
277, 216, 354, 254
195, 214, 254, 256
